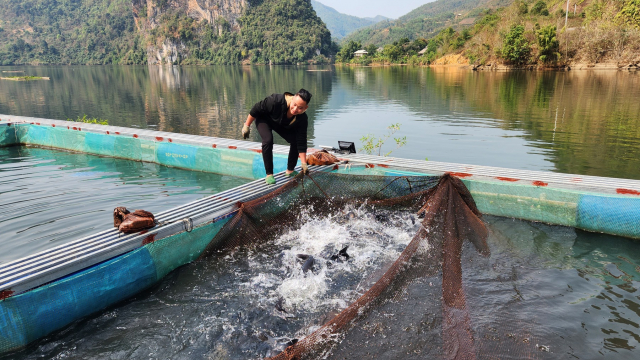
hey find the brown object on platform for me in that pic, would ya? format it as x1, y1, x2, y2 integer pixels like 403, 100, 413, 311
118, 210, 155, 234
113, 207, 130, 228
306, 149, 339, 166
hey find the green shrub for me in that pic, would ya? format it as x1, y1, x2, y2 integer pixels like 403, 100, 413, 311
531, 1, 549, 16
382, 44, 403, 61
517, 1, 529, 15
536, 25, 560, 62
360, 123, 407, 157
616, 0, 640, 28
354, 56, 372, 65
365, 44, 378, 56
67, 115, 108, 125
336, 40, 361, 62
476, 13, 500, 29
425, 51, 437, 64
586, 0, 606, 21
312, 54, 330, 64
501, 24, 531, 65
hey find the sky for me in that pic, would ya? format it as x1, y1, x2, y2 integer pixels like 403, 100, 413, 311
314, 0, 434, 19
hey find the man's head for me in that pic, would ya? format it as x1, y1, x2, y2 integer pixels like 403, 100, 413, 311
290, 89, 312, 116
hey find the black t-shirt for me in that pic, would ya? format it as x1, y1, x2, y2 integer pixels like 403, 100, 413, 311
249, 92, 309, 153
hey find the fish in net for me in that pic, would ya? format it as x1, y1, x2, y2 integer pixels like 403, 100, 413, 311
199, 172, 544, 359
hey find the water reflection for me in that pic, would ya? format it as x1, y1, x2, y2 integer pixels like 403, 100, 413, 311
478, 217, 640, 357
0, 146, 249, 263
0, 66, 639, 179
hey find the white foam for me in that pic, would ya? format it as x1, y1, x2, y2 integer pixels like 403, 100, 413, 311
266, 206, 417, 312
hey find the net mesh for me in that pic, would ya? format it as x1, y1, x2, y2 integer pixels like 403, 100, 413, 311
199, 172, 540, 359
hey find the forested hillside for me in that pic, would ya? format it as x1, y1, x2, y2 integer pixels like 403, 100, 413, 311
0, 0, 144, 65
0, 0, 334, 65
342, 0, 510, 46
310, 1, 388, 39
440, 0, 640, 67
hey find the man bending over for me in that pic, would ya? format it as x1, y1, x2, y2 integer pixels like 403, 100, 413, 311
243, 89, 311, 185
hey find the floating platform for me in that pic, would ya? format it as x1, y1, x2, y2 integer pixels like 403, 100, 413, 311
1, 114, 639, 353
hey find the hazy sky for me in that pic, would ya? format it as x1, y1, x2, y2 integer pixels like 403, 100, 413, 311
315, 0, 434, 19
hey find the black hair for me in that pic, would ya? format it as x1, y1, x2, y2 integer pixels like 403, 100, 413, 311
296, 89, 312, 104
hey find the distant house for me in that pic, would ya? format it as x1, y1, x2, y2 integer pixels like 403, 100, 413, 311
353, 50, 368, 57
418, 46, 429, 56
377, 47, 384, 53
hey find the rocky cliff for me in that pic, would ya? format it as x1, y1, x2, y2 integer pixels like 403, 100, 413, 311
136, 0, 249, 64
0, 0, 333, 65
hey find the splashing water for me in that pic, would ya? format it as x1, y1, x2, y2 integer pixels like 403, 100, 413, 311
10, 206, 419, 359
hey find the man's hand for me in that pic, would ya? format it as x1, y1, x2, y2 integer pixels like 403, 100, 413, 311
301, 162, 309, 175
242, 124, 251, 139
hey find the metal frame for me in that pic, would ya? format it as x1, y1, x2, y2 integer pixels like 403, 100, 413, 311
333, 153, 640, 196
3, 114, 638, 195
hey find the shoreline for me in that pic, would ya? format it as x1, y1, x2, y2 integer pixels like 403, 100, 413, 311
468, 62, 639, 71
0, 76, 50, 81
334, 61, 639, 71
336, 53, 640, 71
0, 63, 637, 71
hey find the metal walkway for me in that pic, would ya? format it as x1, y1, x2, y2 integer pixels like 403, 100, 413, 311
3, 114, 638, 195
0, 114, 297, 160
333, 153, 640, 196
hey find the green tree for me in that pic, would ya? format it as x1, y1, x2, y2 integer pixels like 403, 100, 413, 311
405, 38, 428, 54
536, 25, 559, 63
336, 40, 361, 62
365, 44, 378, 56
616, 0, 640, 28
382, 44, 402, 61
396, 37, 411, 46
530, 1, 549, 16
501, 25, 530, 65
517, 1, 529, 15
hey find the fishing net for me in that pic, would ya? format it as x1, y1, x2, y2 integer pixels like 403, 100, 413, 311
199, 171, 541, 359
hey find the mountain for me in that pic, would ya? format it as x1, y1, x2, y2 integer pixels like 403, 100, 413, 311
0, 0, 333, 65
341, 0, 510, 46
310, 1, 389, 39
365, 16, 391, 22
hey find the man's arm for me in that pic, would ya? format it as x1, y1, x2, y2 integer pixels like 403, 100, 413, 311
245, 114, 256, 127
299, 152, 308, 174
296, 116, 309, 173
242, 114, 256, 139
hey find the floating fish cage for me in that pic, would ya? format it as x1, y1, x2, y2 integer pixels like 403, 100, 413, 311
0, 115, 639, 354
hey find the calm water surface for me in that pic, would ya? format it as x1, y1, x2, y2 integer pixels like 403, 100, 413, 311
1, 65, 639, 179
0, 146, 249, 263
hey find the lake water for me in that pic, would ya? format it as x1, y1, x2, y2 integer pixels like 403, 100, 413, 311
0, 146, 249, 263
1, 65, 639, 180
